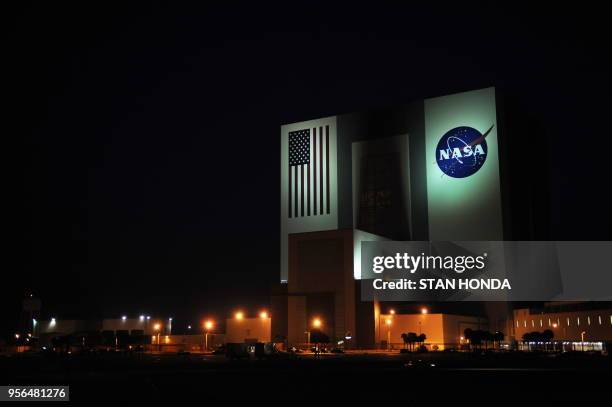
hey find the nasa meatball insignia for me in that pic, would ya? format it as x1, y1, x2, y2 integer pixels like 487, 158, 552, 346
436, 124, 494, 178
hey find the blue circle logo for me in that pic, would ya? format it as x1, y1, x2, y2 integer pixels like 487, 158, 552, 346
436, 125, 492, 178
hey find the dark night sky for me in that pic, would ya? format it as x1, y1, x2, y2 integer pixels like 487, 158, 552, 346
5, 4, 611, 335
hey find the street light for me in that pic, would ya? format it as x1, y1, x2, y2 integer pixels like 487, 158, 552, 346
421, 307, 428, 314
204, 320, 214, 351
260, 311, 268, 319
122, 316, 127, 321
389, 309, 395, 315
386, 318, 392, 350
154, 323, 162, 352
306, 318, 323, 348
235, 311, 244, 321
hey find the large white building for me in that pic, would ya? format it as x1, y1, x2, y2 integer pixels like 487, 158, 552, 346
275, 87, 521, 348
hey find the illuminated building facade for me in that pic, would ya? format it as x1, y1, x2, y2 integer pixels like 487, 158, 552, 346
513, 302, 612, 344
277, 87, 553, 348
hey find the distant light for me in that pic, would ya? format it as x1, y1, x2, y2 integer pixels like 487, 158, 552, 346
313, 318, 322, 328
205, 320, 214, 330
260, 311, 268, 319
50, 318, 56, 326
28, 333, 32, 337
154, 323, 161, 331
122, 316, 127, 321
169, 317, 173, 321
421, 308, 428, 314
15, 333, 20, 339
139, 315, 145, 321
32, 318, 37, 326
552, 323, 558, 328
187, 325, 192, 330
235, 312, 244, 320
460, 336, 464, 340
146, 316, 151, 320
389, 309, 395, 315
386, 319, 392, 326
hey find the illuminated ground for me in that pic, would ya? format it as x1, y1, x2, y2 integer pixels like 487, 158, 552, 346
1, 351, 609, 401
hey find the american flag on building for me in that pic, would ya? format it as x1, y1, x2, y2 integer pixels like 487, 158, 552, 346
288, 126, 330, 218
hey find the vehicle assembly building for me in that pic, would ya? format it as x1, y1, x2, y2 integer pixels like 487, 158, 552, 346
274, 87, 551, 348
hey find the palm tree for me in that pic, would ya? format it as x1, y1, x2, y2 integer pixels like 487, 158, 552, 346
464, 328, 473, 350
401, 333, 409, 350
493, 331, 504, 349
483, 331, 493, 350
417, 333, 427, 352
401, 332, 419, 351
542, 329, 554, 351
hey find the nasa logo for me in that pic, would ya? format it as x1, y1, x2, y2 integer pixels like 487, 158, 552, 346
436, 125, 494, 178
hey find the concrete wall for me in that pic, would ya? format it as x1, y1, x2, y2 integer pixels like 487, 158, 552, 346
287, 295, 307, 345
376, 313, 487, 349
102, 318, 166, 335
37, 319, 101, 336
37, 318, 173, 337
287, 229, 356, 345
226, 317, 271, 343
151, 334, 225, 352
513, 308, 612, 341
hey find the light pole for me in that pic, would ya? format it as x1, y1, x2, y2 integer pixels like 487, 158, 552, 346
204, 320, 214, 352
386, 318, 392, 350
154, 323, 161, 352
145, 315, 151, 336
311, 318, 322, 353
419, 307, 427, 336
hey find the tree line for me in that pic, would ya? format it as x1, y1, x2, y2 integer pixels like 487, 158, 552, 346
400, 332, 427, 351
463, 329, 504, 350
